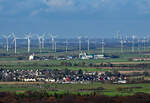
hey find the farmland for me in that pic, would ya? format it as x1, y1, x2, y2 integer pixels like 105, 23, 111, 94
0, 42, 150, 96
0, 82, 150, 96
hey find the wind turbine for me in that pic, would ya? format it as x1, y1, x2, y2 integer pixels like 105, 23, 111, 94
54, 41, 57, 52
87, 39, 90, 51
115, 31, 120, 40
12, 33, 22, 54
3, 34, 11, 53
37, 35, 42, 53
120, 39, 124, 53
143, 36, 146, 51
42, 33, 45, 49
101, 39, 104, 55
65, 40, 68, 53
78, 36, 82, 52
50, 34, 56, 51
125, 35, 128, 41
138, 39, 141, 53
25, 33, 31, 53
132, 35, 135, 52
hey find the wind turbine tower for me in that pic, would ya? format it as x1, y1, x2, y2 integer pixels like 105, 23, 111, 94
26, 33, 31, 53
78, 36, 81, 52
87, 39, 90, 51
115, 31, 119, 40
12, 33, 19, 54
51, 35, 56, 51
138, 39, 141, 53
101, 39, 104, 55
3, 34, 11, 53
12, 33, 24, 54
143, 36, 146, 51
42, 34, 45, 49
132, 35, 135, 52
65, 40, 68, 53
54, 41, 57, 52
38, 36, 42, 53
120, 39, 124, 53
14, 37, 16, 54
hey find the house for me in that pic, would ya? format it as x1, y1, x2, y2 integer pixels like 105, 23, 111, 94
23, 78, 36, 82
131, 58, 150, 61
113, 80, 127, 84
79, 52, 93, 59
29, 53, 35, 60
94, 54, 104, 59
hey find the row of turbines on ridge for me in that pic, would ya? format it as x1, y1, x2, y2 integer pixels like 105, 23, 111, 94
1, 32, 150, 54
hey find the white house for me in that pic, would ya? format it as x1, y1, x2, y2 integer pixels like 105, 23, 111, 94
29, 53, 34, 60
79, 52, 93, 59
94, 54, 104, 59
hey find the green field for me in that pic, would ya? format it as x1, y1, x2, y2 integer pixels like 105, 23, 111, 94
0, 58, 149, 71
1, 82, 150, 96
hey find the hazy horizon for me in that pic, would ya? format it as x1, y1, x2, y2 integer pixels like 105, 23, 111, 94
0, 0, 150, 38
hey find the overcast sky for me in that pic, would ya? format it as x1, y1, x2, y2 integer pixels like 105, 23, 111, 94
0, 0, 150, 38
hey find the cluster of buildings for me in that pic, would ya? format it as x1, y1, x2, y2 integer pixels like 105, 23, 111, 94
79, 52, 104, 60
131, 57, 150, 61
0, 69, 127, 83
28, 52, 105, 61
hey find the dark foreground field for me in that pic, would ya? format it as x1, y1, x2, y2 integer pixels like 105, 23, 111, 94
0, 91, 150, 103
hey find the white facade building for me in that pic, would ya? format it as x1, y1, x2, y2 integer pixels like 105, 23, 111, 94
79, 52, 104, 59
29, 53, 34, 60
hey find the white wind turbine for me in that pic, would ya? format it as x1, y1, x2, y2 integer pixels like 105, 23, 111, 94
42, 33, 45, 49
78, 36, 82, 52
25, 33, 31, 53
143, 36, 147, 51
50, 34, 56, 51
12, 33, 23, 54
37, 35, 42, 53
115, 31, 120, 40
132, 35, 136, 52
54, 41, 57, 52
3, 34, 11, 53
83, 36, 89, 52
101, 39, 104, 55
138, 39, 141, 53
87, 39, 90, 51
120, 38, 124, 53
65, 40, 68, 53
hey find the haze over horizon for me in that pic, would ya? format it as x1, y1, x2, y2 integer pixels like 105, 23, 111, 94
0, 0, 150, 38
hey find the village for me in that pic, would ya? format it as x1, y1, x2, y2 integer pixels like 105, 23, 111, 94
0, 68, 127, 84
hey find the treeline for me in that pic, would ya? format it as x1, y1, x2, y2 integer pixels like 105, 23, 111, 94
0, 91, 150, 103
1, 61, 150, 70
60, 61, 150, 68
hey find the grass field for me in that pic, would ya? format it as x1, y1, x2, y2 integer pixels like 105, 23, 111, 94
0, 82, 150, 96
0, 59, 148, 72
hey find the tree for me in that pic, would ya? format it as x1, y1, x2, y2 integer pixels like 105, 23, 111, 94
64, 68, 70, 75
78, 69, 83, 75
143, 71, 149, 77
105, 71, 112, 77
